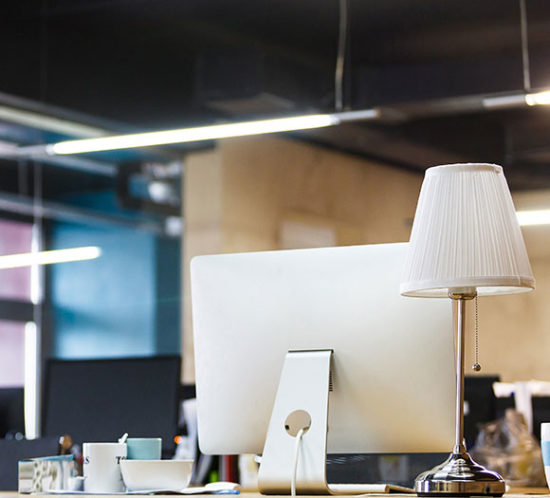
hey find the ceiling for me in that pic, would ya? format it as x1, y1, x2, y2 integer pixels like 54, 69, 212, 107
3, 0, 550, 192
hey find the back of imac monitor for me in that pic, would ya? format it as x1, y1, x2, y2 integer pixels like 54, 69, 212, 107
191, 242, 455, 455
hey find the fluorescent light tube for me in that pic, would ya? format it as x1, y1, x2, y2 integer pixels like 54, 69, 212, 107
516, 209, 550, 226
0, 105, 107, 138
0, 246, 101, 270
525, 90, 550, 106
47, 114, 340, 155
482, 94, 527, 109
39, 108, 378, 156
482, 90, 550, 109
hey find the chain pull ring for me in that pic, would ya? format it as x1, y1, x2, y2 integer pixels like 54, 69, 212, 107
472, 296, 481, 372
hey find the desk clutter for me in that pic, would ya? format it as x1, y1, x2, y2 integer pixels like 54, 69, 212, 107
18, 435, 239, 495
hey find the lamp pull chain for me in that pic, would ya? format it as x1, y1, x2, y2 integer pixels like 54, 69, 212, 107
472, 296, 481, 372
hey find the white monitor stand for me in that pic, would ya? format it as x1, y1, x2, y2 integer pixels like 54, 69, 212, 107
259, 349, 410, 495
259, 350, 332, 494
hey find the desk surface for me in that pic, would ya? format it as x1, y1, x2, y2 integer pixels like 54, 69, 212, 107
0, 492, 548, 498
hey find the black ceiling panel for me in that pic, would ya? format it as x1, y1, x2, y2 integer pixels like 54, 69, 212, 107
3, 0, 550, 190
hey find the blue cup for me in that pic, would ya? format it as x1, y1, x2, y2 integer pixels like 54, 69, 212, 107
541, 424, 550, 488
126, 438, 162, 460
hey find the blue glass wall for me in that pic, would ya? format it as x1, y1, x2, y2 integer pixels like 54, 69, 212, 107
47, 195, 181, 359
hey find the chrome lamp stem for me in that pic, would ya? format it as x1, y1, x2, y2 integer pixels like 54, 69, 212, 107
414, 293, 506, 497
454, 296, 467, 455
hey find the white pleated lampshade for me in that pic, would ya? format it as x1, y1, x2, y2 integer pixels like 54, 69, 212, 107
401, 163, 535, 297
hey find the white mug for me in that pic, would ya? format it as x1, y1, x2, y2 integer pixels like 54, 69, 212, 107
83, 442, 127, 493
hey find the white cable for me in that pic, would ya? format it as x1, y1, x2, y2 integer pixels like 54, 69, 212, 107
291, 428, 305, 497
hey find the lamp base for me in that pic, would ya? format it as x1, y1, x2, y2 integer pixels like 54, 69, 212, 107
415, 451, 505, 497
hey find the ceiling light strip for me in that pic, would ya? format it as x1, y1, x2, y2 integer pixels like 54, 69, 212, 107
525, 90, 550, 106
0, 105, 107, 138
483, 90, 550, 109
46, 110, 379, 155
516, 209, 550, 226
0, 246, 101, 270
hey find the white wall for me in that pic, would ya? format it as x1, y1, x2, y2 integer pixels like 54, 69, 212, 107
182, 135, 423, 383
182, 138, 549, 384
464, 189, 550, 381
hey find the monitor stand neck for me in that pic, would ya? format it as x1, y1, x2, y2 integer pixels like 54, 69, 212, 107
258, 349, 332, 495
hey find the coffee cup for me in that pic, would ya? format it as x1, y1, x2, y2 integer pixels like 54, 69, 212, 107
83, 442, 127, 493
126, 438, 162, 460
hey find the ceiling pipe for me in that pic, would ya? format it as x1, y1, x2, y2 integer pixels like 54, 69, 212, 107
0, 140, 116, 176
0, 104, 107, 138
0, 92, 180, 171
14, 109, 379, 157
0, 190, 166, 235
0, 91, 119, 137
24, 89, 549, 157
5, 83, 550, 160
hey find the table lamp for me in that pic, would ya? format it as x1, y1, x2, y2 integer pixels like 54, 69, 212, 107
401, 163, 535, 496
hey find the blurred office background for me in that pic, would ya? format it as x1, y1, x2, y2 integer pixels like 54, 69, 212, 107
1, 0, 550, 483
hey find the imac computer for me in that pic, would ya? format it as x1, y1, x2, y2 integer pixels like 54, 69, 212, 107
191, 243, 456, 494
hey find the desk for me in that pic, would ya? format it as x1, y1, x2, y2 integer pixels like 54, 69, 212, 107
0, 492, 549, 498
